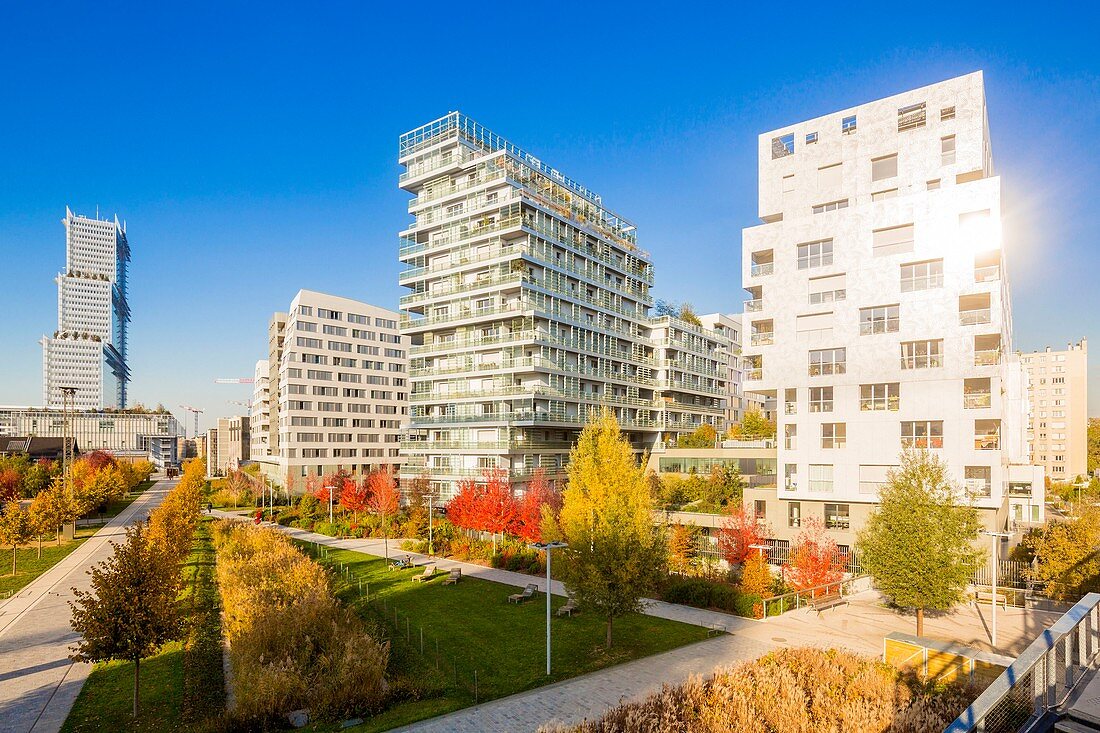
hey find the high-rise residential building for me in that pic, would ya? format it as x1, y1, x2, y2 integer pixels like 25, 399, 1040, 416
397, 112, 725, 498
267, 313, 287, 458
740, 72, 1044, 544
250, 359, 271, 458
268, 290, 408, 488
1021, 339, 1088, 481
207, 415, 249, 476
41, 207, 131, 410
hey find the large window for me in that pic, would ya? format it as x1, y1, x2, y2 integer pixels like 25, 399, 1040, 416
860, 383, 900, 411
859, 305, 900, 335
797, 239, 834, 270
809, 386, 833, 412
788, 502, 802, 528
975, 419, 1001, 450
809, 464, 834, 493
901, 340, 943, 369
871, 154, 898, 181
842, 115, 857, 134
825, 503, 850, 530
965, 466, 992, 497
809, 348, 846, 376
821, 423, 846, 449
901, 259, 944, 291
897, 102, 926, 132
808, 273, 846, 305
941, 135, 956, 165
901, 420, 944, 449
784, 424, 797, 450
872, 224, 915, 256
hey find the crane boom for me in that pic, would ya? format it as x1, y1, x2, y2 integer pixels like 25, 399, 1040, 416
214, 378, 255, 384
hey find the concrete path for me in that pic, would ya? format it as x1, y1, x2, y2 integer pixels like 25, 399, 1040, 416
0, 480, 174, 733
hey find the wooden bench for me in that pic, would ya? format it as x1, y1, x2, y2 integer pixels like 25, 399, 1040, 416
706, 623, 725, 637
509, 584, 537, 604
809, 593, 849, 615
974, 591, 1008, 609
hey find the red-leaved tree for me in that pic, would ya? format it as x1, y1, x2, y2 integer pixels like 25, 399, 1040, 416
81, 450, 117, 472
367, 469, 401, 560
0, 469, 21, 502
339, 476, 369, 526
717, 503, 770, 566
447, 478, 482, 532
514, 468, 559, 543
479, 468, 517, 555
783, 516, 844, 596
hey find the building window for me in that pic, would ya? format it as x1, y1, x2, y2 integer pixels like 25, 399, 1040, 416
975, 419, 1001, 450
788, 502, 801, 528
809, 348, 846, 376
860, 383, 900, 411
784, 424, 797, 450
825, 503, 850, 529
784, 388, 797, 415
901, 259, 944, 292
965, 466, 992, 497
941, 135, 956, 165
772, 133, 795, 159
812, 199, 849, 215
901, 340, 944, 369
871, 188, 898, 202
941, 106, 956, 121
901, 420, 944, 449
872, 154, 898, 182
782, 174, 795, 193
809, 386, 833, 412
898, 102, 926, 131
927, 179, 941, 190
821, 423, 846, 449
806, 132, 818, 144
809, 464, 834, 493
754, 500, 767, 520
784, 464, 798, 491
842, 115, 857, 134
859, 305, 900, 335
797, 239, 833, 269
872, 224, 915, 256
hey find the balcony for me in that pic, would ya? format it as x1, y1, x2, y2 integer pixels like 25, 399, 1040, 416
750, 332, 774, 346
974, 265, 1001, 283
745, 368, 763, 380
744, 298, 763, 312
750, 262, 774, 277
964, 393, 992, 409
974, 349, 1002, 367
959, 308, 992, 326
974, 434, 1001, 451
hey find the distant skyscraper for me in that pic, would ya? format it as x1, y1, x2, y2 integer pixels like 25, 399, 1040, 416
41, 207, 131, 410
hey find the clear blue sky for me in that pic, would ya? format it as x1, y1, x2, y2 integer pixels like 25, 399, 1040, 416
1, 2, 1098, 430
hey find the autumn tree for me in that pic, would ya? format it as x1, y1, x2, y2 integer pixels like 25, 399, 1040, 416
447, 478, 481, 532
556, 409, 667, 648
515, 468, 558, 543
70, 522, 181, 718
0, 500, 35, 574
339, 476, 370, 526
857, 449, 983, 636
677, 424, 718, 449
668, 524, 697, 575
479, 468, 517, 555
717, 503, 770, 566
740, 552, 773, 600
1022, 507, 1100, 601
28, 489, 61, 558
366, 469, 401, 560
727, 408, 776, 440
783, 517, 844, 595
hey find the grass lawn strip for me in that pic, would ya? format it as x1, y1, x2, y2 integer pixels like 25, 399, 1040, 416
305, 544, 708, 732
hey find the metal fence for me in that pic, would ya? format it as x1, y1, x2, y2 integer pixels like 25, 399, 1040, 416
944, 592, 1100, 733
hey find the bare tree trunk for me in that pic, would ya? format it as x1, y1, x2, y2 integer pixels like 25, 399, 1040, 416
916, 608, 924, 637
38, 536, 42, 560
133, 657, 140, 718
606, 616, 613, 649
11, 547, 16, 575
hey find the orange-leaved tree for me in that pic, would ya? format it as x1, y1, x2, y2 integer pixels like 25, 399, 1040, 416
717, 503, 770, 566
514, 468, 559, 543
479, 468, 517, 555
366, 469, 401, 560
783, 516, 844, 596
339, 476, 370, 526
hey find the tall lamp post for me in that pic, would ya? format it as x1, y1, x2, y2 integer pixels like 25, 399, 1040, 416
981, 530, 1012, 647
530, 541, 568, 676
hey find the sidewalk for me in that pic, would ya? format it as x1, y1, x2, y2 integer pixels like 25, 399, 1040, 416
0, 480, 174, 733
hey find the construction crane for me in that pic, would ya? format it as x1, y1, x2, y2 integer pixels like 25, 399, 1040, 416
179, 405, 205, 438
214, 378, 255, 384
227, 400, 251, 409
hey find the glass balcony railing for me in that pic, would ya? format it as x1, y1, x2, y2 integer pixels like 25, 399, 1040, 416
744, 298, 763, 312
751, 333, 774, 346
974, 265, 1001, 283
751, 263, 774, 277
745, 368, 763, 380
974, 434, 1001, 450
974, 349, 1002, 366
959, 308, 992, 326
963, 393, 992, 409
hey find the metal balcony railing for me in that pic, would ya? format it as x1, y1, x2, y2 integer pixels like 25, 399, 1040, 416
974, 265, 1001, 283
751, 333, 775, 346
963, 393, 992, 409
974, 349, 1002, 366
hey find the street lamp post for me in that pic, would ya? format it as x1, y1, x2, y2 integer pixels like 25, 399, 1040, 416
981, 530, 1012, 648
530, 541, 568, 676
428, 491, 434, 555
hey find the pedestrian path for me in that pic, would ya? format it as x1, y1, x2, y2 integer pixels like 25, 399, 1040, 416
0, 481, 173, 733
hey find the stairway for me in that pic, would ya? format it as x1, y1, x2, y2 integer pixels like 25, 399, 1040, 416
1056, 668, 1100, 732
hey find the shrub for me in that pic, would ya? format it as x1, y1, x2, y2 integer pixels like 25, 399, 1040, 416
661, 577, 759, 618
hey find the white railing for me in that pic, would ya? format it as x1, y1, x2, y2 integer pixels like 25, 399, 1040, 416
744, 298, 763, 312
944, 593, 1100, 733
960, 309, 992, 326
751, 262, 774, 276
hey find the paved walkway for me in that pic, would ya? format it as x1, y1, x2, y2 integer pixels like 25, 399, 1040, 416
0, 480, 173, 733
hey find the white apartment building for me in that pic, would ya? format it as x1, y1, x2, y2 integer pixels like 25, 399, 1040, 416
740, 72, 1044, 543
41, 207, 131, 410
274, 290, 408, 487
0, 406, 181, 467
1021, 339, 1089, 481
207, 415, 249, 476
250, 359, 271, 458
397, 113, 725, 498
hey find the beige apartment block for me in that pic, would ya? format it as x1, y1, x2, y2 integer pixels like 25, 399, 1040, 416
1021, 339, 1088, 481
207, 415, 249, 476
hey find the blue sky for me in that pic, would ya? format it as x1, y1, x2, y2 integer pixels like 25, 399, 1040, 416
1, 2, 1098, 430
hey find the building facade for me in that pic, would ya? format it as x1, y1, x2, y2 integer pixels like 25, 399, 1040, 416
739, 72, 1044, 544
41, 207, 131, 410
396, 113, 726, 498
207, 415, 249, 476
0, 406, 181, 468
1021, 339, 1089, 481
250, 359, 271, 459
265, 290, 408, 488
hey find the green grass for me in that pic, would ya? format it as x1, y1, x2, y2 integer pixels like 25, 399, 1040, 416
0, 539, 88, 597
304, 544, 710, 732
62, 518, 225, 732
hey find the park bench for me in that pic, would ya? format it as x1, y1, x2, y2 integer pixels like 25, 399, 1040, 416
809, 593, 849, 615
556, 594, 579, 617
707, 623, 725, 637
388, 556, 413, 571
442, 568, 461, 586
509, 584, 537, 604
974, 590, 1008, 609
412, 564, 436, 583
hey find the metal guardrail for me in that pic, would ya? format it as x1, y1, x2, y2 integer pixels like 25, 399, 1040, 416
944, 592, 1100, 733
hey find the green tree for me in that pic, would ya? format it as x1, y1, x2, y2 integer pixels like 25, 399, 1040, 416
0, 500, 35, 574
557, 409, 667, 648
677, 424, 718, 449
1022, 507, 1100, 601
69, 522, 181, 718
1088, 418, 1099, 476
727, 408, 776, 440
857, 449, 983, 636
28, 489, 60, 558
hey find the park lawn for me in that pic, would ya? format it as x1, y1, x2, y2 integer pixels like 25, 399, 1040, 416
62, 518, 224, 732
308, 545, 710, 732
0, 538, 88, 597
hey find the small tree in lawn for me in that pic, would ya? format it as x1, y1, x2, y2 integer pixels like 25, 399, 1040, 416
70, 522, 180, 718
479, 468, 517, 555
0, 500, 35, 574
28, 489, 60, 559
783, 517, 844, 597
557, 409, 667, 649
717, 503, 770, 567
367, 469, 401, 560
857, 448, 983, 636
339, 476, 370, 528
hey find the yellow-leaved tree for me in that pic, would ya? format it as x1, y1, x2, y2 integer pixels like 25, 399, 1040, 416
556, 409, 666, 648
